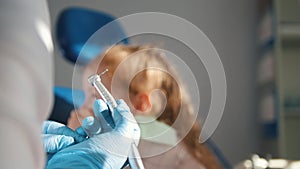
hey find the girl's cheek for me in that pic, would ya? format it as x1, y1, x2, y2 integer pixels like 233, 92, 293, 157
67, 110, 81, 130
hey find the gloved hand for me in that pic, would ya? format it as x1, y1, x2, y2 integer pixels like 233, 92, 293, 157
46, 99, 140, 169
42, 121, 87, 154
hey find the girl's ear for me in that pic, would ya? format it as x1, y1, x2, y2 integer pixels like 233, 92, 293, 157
134, 92, 152, 114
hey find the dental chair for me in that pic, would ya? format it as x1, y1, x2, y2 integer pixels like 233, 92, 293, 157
49, 7, 231, 169
55, 7, 129, 65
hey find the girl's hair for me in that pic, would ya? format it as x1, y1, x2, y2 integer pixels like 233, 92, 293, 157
90, 44, 221, 169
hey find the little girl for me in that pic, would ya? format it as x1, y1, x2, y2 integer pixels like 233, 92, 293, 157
68, 45, 222, 169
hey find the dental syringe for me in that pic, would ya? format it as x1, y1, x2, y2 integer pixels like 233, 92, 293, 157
88, 70, 145, 169
88, 69, 117, 109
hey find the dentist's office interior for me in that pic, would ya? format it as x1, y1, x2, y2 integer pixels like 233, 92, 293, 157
1, 0, 300, 169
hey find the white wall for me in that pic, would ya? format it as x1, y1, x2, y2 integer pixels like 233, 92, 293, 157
48, 0, 260, 165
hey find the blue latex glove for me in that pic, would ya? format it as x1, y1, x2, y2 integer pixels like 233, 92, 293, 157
46, 99, 140, 169
42, 121, 87, 154
81, 98, 117, 136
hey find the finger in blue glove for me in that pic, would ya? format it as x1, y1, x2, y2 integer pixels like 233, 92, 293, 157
75, 126, 88, 138
42, 134, 75, 153
93, 99, 115, 131
80, 99, 114, 136
43, 121, 86, 143
114, 99, 140, 141
82, 116, 101, 136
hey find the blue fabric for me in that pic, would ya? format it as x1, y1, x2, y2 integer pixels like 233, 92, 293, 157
56, 7, 129, 65
54, 86, 85, 108
73, 43, 104, 64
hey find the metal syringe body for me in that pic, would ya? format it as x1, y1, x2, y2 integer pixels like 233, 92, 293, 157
88, 73, 117, 109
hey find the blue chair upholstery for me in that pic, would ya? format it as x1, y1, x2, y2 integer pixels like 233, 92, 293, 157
54, 86, 85, 108
56, 7, 129, 65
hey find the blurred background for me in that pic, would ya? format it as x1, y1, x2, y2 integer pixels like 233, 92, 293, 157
47, 0, 300, 166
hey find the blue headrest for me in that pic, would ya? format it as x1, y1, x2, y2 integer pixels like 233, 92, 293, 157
56, 7, 129, 65
54, 86, 85, 108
